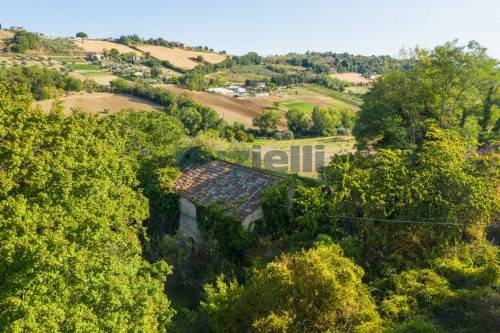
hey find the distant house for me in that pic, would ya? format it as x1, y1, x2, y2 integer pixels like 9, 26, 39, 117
206, 87, 234, 94
228, 85, 247, 93
254, 82, 266, 89
172, 160, 286, 241
10, 26, 25, 31
88, 53, 104, 61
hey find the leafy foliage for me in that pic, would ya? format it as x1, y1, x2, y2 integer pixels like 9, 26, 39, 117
202, 239, 382, 332
252, 109, 282, 134
353, 40, 499, 150
0, 65, 82, 100
0, 83, 174, 332
9, 30, 40, 53
296, 129, 499, 278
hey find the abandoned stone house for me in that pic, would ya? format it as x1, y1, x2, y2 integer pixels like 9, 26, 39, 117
172, 160, 284, 241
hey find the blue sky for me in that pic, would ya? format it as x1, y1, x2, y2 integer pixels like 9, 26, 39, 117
2, 0, 500, 58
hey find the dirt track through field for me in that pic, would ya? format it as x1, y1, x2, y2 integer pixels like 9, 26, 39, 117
34, 92, 164, 115
159, 85, 287, 130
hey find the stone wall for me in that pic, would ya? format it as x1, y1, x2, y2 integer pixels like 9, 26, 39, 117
178, 197, 201, 241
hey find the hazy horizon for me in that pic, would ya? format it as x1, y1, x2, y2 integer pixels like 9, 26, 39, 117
2, 0, 500, 59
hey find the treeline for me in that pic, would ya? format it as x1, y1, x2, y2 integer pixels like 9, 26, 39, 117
0, 65, 83, 100
287, 106, 356, 136
266, 51, 409, 75
118, 34, 181, 48
117, 34, 217, 52
269, 72, 347, 90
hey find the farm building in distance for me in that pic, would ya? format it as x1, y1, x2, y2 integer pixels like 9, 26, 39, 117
172, 160, 287, 241
206, 87, 235, 94
207, 85, 247, 95
87, 53, 104, 61
10, 26, 25, 31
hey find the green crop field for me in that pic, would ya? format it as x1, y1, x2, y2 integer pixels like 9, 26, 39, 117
79, 71, 111, 77
281, 100, 316, 113
52, 57, 86, 63
68, 64, 100, 70
304, 84, 363, 107
251, 136, 355, 177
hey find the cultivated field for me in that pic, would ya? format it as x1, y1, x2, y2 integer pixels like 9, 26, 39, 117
159, 85, 288, 130
34, 92, 164, 115
74, 39, 138, 54
329, 72, 372, 83
136, 45, 227, 70
252, 136, 355, 177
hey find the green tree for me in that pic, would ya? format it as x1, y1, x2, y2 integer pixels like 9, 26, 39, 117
76, 32, 88, 43
353, 40, 499, 150
150, 66, 162, 77
110, 77, 130, 92
0, 83, 174, 332
10, 31, 40, 53
252, 109, 282, 135
234, 130, 247, 142
202, 239, 381, 332
110, 48, 120, 61
103, 110, 185, 236
272, 100, 282, 110
286, 107, 311, 133
180, 107, 202, 134
225, 128, 235, 140
311, 106, 340, 135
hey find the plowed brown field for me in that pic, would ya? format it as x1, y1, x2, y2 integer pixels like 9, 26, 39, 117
160, 85, 287, 130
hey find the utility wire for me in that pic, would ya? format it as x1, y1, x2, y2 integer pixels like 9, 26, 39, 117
274, 203, 500, 227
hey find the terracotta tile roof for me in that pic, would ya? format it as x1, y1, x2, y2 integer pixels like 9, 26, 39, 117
172, 160, 283, 220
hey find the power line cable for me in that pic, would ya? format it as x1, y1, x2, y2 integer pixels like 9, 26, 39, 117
274, 203, 500, 227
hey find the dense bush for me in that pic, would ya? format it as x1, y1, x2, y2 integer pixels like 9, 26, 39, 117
9, 30, 40, 53
202, 239, 382, 332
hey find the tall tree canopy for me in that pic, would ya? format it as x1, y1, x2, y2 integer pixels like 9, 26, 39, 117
252, 109, 282, 134
353, 40, 499, 150
75, 32, 88, 43
0, 83, 174, 332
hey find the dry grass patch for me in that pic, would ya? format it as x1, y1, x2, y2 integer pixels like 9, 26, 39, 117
329, 72, 371, 83
0, 30, 13, 41
74, 39, 138, 54
34, 92, 164, 115
137, 45, 226, 70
